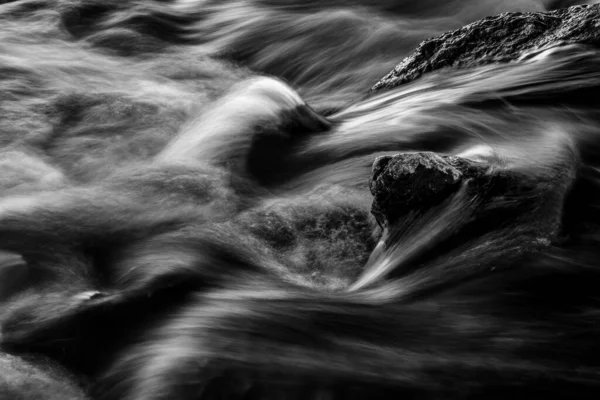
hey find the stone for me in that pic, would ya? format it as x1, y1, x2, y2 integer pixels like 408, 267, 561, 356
369, 153, 467, 228
371, 4, 600, 92
368, 147, 579, 259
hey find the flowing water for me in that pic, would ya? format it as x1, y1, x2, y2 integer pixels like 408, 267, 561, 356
2, 0, 600, 399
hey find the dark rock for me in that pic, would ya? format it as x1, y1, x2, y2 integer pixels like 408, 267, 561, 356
371, 4, 600, 92
369, 152, 510, 229
368, 150, 578, 258
369, 153, 467, 228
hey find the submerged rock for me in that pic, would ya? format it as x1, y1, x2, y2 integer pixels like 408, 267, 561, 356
371, 4, 600, 91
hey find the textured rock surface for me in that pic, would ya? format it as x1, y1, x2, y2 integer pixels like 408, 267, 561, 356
369, 152, 492, 228
368, 151, 579, 255
371, 4, 600, 91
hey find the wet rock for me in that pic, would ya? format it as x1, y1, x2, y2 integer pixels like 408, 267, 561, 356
369, 153, 468, 228
368, 150, 579, 256
371, 4, 600, 91
369, 152, 511, 229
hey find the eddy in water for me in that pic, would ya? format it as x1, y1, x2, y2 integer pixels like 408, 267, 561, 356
1, 0, 600, 399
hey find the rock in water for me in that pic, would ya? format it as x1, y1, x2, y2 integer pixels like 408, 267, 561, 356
369, 153, 465, 228
371, 4, 600, 91
368, 151, 578, 251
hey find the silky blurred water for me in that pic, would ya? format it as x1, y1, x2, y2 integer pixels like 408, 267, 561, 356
1, 0, 600, 290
